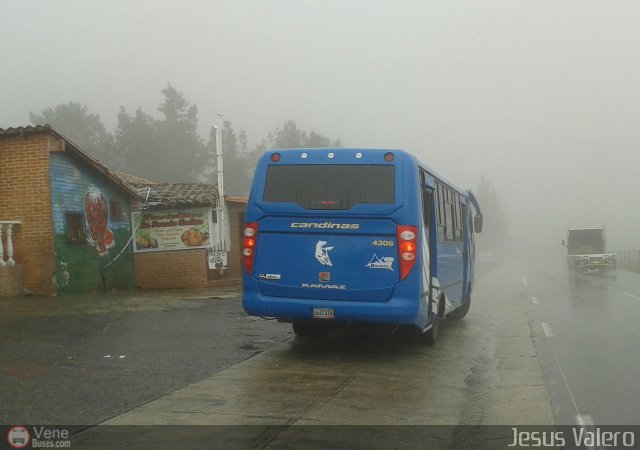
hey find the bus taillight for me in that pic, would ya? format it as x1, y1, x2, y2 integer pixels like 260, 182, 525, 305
243, 222, 258, 274
397, 225, 418, 280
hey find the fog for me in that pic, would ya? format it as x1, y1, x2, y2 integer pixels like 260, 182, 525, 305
3, 1, 640, 250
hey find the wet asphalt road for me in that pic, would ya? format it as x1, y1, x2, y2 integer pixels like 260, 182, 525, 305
0, 289, 292, 425
519, 251, 640, 425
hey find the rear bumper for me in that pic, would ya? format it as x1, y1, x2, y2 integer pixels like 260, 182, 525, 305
581, 262, 616, 269
242, 278, 428, 328
568, 254, 616, 271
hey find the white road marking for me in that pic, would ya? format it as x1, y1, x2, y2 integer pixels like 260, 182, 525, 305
542, 322, 554, 337
554, 355, 587, 434
576, 414, 594, 426
522, 277, 528, 287
532, 296, 539, 304
576, 414, 596, 449
622, 292, 640, 300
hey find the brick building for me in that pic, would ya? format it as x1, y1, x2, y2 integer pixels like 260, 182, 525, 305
1, 125, 246, 297
0, 125, 140, 297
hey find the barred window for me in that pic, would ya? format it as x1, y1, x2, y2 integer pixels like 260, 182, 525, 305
66, 211, 85, 244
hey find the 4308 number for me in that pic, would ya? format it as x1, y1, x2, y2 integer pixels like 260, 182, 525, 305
372, 240, 394, 247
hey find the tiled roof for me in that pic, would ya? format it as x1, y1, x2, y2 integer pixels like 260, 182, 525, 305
115, 173, 223, 207
113, 171, 157, 188
0, 124, 53, 136
0, 125, 142, 199
137, 183, 218, 207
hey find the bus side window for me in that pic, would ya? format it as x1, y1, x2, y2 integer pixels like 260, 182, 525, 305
444, 200, 455, 241
420, 171, 431, 230
436, 183, 465, 243
441, 185, 454, 241
421, 187, 431, 229
436, 182, 446, 241
453, 193, 463, 242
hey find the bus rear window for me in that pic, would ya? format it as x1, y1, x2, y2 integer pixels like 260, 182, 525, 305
263, 164, 395, 210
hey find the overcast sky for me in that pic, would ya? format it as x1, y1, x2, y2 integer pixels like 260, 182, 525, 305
3, 0, 640, 249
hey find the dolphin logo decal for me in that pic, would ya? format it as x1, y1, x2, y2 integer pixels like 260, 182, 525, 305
315, 240, 334, 266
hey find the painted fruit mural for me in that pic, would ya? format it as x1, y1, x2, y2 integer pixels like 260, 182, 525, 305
84, 185, 114, 255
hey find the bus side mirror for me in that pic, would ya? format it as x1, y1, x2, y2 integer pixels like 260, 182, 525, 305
473, 215, 483, 233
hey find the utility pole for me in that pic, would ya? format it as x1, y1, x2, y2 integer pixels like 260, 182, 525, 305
208, 114, 228, 273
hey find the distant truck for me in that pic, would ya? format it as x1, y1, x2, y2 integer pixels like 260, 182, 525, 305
563, 228, 616, 273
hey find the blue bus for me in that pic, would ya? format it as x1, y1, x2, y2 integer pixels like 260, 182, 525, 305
242, 148, 482, 344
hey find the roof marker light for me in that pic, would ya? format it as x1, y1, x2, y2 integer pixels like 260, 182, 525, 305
271, 152, 281, 162
384, 152, 394, 162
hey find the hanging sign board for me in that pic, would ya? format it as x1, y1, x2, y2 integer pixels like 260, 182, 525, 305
132, 207, 213, 252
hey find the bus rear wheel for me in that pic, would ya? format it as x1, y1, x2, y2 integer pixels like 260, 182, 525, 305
292, 321, 330, 337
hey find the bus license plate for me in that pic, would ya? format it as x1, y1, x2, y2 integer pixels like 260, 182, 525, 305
313, 308, 335, 319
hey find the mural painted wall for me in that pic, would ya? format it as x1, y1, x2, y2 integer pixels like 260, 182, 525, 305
49, 153, 135, 294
